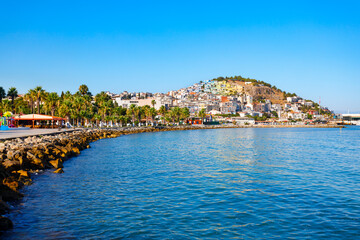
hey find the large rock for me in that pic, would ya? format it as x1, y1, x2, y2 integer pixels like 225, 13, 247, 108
6, 151, 14, 160
0, 184, 23, 202
71, 147, 80, 155
17, 170, 30, 178
53, 168, 64, 174
2, 159, 20, 171
0, 216, 13, 231
2, 176, 22, 192
26, 152, 36, 160
49, 159, 63, 169
51, 148, 62, 156
31, 158, 45, 169
0, 200, 9, 215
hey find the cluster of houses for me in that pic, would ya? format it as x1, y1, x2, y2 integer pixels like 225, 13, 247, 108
105, 80, 335, 125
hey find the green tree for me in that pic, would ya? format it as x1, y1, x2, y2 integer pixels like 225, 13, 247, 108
150, 107, 157, 125
127, 104, 137, 125
15, 97, 30, 114
24, 89, 37, 113
198, 108, 206, 123
159, 105, 167, 124
170, 106, 181, 123
181, 107, 190, 123
133, 106, 141, 124
1, 100, 12, 112
33, 86, 46, 114
7, 87, 18, 112
271, 111, 278, 118
45, 92, 60, 116
151, 99, 156, 108
0, 87, 6, 105
143, 105, 151, 126
78, 84, 91, 96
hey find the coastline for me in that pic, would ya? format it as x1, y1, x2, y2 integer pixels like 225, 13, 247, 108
0, 124, 344, 231
0, 124, 344, 141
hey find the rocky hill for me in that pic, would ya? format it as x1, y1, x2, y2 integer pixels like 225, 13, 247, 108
211, 76, 299, 105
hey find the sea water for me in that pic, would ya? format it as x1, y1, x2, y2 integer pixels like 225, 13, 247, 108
3, 127, 360, 239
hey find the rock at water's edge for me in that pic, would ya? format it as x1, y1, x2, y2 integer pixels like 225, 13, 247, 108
53, 168, 64, 174
0, 216, 13, 231
49, 159, 63, 169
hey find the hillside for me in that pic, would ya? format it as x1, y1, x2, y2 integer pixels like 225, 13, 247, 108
211, 76, 299, 105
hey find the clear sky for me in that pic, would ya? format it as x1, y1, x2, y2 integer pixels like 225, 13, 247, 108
0, 0, 359, 113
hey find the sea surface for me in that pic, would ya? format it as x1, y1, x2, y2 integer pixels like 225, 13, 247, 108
3, 127, 360, 239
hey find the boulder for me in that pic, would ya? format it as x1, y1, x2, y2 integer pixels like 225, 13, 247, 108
51, 148, 62, 156
49, 159, 63, 169
0, 184, 23, 202
17, 170, 30, 178
60, 147, 69, 154
0, 216, 13, 231
71, 147, 80, 155
2, 176, 22, 192
0, 216, 14, 231
2, 159, 20, 171
53, 168, 64, 174
0, 200, 9, 215
18, 176, 32, 186
31, 158, 45, 169
6, 151, 14, 160
26, 152, 36, 160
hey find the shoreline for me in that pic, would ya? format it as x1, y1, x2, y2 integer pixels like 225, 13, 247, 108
0, 124, 345, 231
0, 124, 345, 141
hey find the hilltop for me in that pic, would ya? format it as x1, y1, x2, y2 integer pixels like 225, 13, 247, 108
208, 76, 300, 105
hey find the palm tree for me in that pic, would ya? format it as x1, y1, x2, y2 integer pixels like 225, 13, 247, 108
78, 84, 90, 96
181, 107, 190, 124
1, 100, 12, 112
73, 95, 86, 126
58, 93, 73, 124
143, 105, 151, 126
170, 107, 181, 123
133, 106, 141, 125
25, 89, 37, 114
150, 107, 157, 125
7, 87, 18, 112
0, 87, 6, 105
45, 92, 60, 116
118, 115, 124, 127
198, 108, 206, 124
93, 113, 102, 127
151, 99, 156, 108
34, 86, 46, 114
159, 105, 167, 124
24, 91, 33, 113
127, 104, 137, 125
15, 97, 30, 114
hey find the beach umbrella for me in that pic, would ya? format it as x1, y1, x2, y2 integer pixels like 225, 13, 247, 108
3, 112, 12, 117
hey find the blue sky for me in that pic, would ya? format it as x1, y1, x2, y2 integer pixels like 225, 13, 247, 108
0, 0, 359, 113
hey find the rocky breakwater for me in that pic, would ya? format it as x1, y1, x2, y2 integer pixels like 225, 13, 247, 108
0, 129, 123, 231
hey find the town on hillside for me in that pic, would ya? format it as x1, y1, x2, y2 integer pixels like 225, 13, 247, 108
1, 76, 359, 128
106, 76, 350, 126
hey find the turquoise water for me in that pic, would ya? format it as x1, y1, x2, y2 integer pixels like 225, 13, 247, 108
3, 127, 360, 239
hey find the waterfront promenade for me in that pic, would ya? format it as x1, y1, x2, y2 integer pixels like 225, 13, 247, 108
0, 124, 343, 141
0, 128, 77, 140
